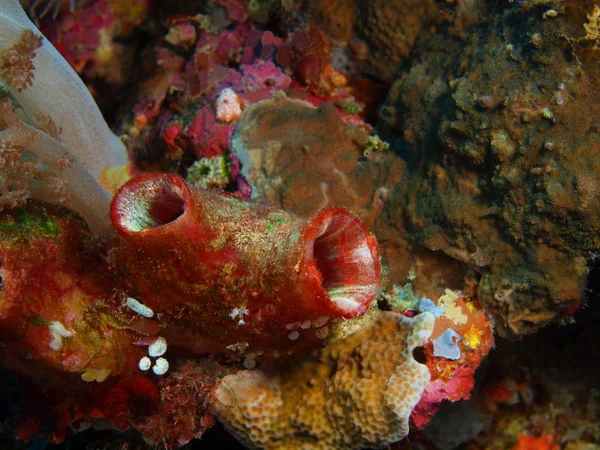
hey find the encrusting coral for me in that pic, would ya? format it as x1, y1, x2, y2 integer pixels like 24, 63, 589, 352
378, 0, 598, 337
213, 286, 494, 450
214, 311, 435, 450
232, 94, 403, 226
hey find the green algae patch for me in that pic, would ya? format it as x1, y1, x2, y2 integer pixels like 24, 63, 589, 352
265, 212, 286, 233
0, 206, 60, 238
30, 314, 53, 327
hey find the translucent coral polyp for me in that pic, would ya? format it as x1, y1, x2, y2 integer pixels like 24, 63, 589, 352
110, 172, 381, 357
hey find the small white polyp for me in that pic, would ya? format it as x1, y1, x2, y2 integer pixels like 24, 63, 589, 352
311, 316, 329, 328
315, 326, 329, 339
126, 297, 154, 318
48, 321, 72, 351
243, 355, 256, 369
152, 357, 169, 375
148, 336, 167, 357
138, 356, 151, 371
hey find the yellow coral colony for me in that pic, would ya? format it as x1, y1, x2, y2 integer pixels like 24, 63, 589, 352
213, 311, 435, 450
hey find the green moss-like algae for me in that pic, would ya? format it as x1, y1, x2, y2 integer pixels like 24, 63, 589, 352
0, 206, 60, 238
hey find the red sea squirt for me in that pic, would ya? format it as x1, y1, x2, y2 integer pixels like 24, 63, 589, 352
110, 172, 381, 358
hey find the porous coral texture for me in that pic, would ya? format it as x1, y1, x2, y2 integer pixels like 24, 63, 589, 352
213, 311, 435, 450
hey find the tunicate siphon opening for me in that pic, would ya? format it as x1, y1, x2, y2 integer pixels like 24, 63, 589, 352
311, 208, 380, 316
112, 173, 189, 233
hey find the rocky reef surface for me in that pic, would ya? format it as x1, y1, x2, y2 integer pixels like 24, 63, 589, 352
378, 0, 600, 339
0, 0, 599, 449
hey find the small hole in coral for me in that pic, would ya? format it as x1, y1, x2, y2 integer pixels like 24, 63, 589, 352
412, 346, 427, 364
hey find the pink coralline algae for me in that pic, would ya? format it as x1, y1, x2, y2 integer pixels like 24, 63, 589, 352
123, 9, 365, 189
126, 20, 299, 178
40, 0, 115, 73
184, 106, 234, 159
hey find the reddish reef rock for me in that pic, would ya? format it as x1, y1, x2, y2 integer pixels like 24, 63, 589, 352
38, 0, 149, 87
379, 0, 599, 337
110, 172, 381, 359
0, 203, 161, 442
0, 174, 381, 446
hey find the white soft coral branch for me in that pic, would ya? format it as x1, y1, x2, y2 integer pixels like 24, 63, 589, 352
0, 99, 111, 234
0, 0, 128, 234
0, 0, 127, 178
